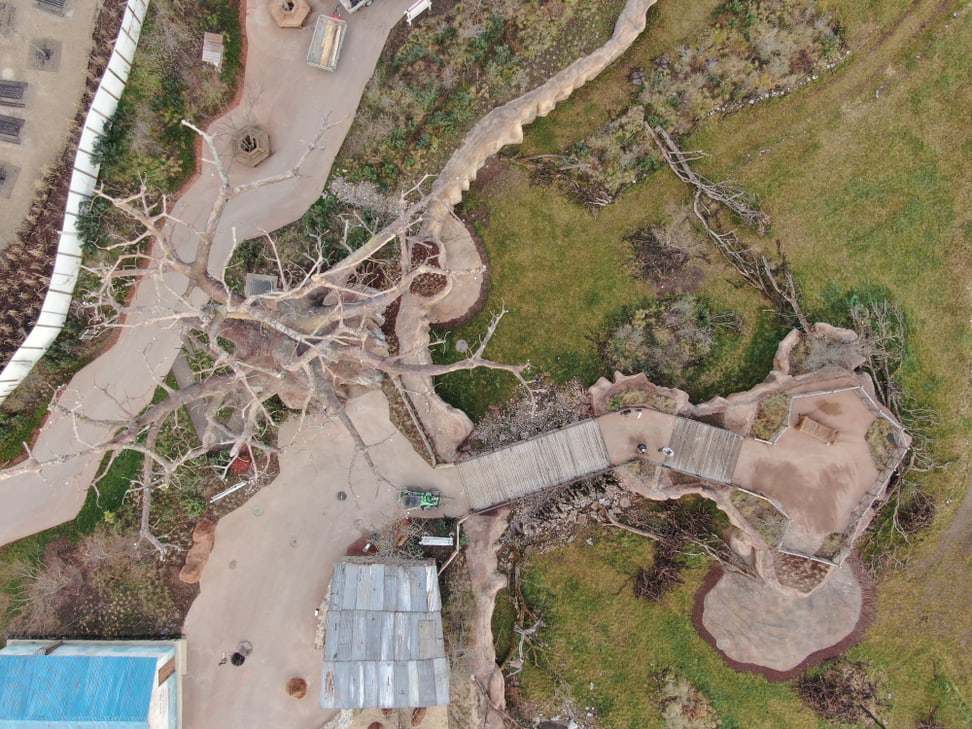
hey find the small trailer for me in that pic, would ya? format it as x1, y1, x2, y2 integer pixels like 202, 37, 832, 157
306, 14, 347, 72
337, 0, 373, 13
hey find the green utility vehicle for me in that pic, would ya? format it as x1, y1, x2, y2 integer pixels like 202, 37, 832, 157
398, 489, 441, 510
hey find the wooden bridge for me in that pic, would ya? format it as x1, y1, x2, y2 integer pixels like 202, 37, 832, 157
666, 418, 742, 484
457, 412, 745, 512
458, 420, 612, 511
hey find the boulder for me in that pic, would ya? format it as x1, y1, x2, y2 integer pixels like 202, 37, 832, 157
178, 519, 216, 584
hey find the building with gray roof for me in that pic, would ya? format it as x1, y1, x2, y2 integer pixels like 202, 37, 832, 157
320, 558, 449, 710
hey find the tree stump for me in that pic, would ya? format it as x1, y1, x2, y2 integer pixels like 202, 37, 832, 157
286, 677, 307, 699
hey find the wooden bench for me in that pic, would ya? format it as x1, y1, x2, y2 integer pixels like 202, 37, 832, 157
33, 0, 65, 15
0, 81, 27, 108
201, 33, 223, 68
0, 115, 24, 144
405, 0, 430, 25
796, 415, 838, 445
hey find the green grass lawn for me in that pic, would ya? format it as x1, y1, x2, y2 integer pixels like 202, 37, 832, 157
517, 529, 821, 729
685, 7, 972, 719
432, 167, 783, 419
436, 0, 972, 725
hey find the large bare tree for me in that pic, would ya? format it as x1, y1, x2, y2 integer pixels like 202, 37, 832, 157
10, 123, 527, 554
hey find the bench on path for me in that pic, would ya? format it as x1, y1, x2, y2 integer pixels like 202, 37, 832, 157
796, 415, 838, 445
33, 0, 65, 15
405, 0, 430, 25
0, 115, 24, 144
0, 82, 27, 108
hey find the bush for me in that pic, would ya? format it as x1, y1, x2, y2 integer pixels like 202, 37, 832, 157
642, 0, 847, 133
594, 296, 739, 390
798, 660, 887, 726
76, 196, 112, 254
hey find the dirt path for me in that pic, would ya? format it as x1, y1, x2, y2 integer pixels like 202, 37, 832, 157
181, 390, 464, 729
0, 0, 413, 547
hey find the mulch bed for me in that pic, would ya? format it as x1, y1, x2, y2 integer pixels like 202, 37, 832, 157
690, 555, 877, 682
408, 240, 448, 297
429, 218, 492, 330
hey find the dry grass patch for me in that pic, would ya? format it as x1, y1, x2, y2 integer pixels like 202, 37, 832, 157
750, 393, 789, 441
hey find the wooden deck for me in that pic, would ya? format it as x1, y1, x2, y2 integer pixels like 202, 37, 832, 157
459, 420, 611, 511
667, 418, 742, 484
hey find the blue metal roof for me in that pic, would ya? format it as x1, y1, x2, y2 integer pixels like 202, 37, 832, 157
0, 654, 157, 727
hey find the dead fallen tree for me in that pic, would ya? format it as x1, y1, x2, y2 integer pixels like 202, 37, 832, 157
648, 124, 811, 333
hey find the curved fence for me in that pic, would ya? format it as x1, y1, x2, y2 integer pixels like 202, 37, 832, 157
0, 0, 150, 404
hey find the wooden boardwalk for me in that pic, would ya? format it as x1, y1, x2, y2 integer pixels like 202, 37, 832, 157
459, 420, 611, 511
667, 418, 742, 484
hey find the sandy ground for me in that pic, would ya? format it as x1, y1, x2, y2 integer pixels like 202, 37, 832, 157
598, 408, 677, 467
0, 0, 413, 547
0, 0, 100, 245
597, 389, 884, 555
181, 390, 463, 729
701, 562, 862, 672
733, 388, 880, 553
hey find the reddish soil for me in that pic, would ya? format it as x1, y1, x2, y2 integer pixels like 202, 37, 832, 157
409, 240, 448, 297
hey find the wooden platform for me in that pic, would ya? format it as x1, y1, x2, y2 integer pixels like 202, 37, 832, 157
0, 82, 27, 109
321, 558, 449, 709
666, 418, 742, 484
201, 32, 223, 68
459, 420, 611, 511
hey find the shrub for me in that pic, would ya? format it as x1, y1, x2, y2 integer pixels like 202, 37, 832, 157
594, 296, 739, 390
76, 196, 112, 254
798, 660, 887, 726
642, 0, 847, 133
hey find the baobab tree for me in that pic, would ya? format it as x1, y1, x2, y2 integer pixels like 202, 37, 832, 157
11, 122, 527, 554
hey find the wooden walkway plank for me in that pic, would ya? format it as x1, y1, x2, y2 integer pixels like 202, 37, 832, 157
459, 420, 611, 510
667, 419, 742, 484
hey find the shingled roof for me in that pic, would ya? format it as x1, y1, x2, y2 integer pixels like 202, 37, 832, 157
320, 558, 449, 709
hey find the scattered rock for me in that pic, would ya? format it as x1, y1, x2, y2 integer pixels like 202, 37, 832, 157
322, 710, 353, 729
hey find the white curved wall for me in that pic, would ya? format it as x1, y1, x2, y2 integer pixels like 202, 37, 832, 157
0, 0, 150, 404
